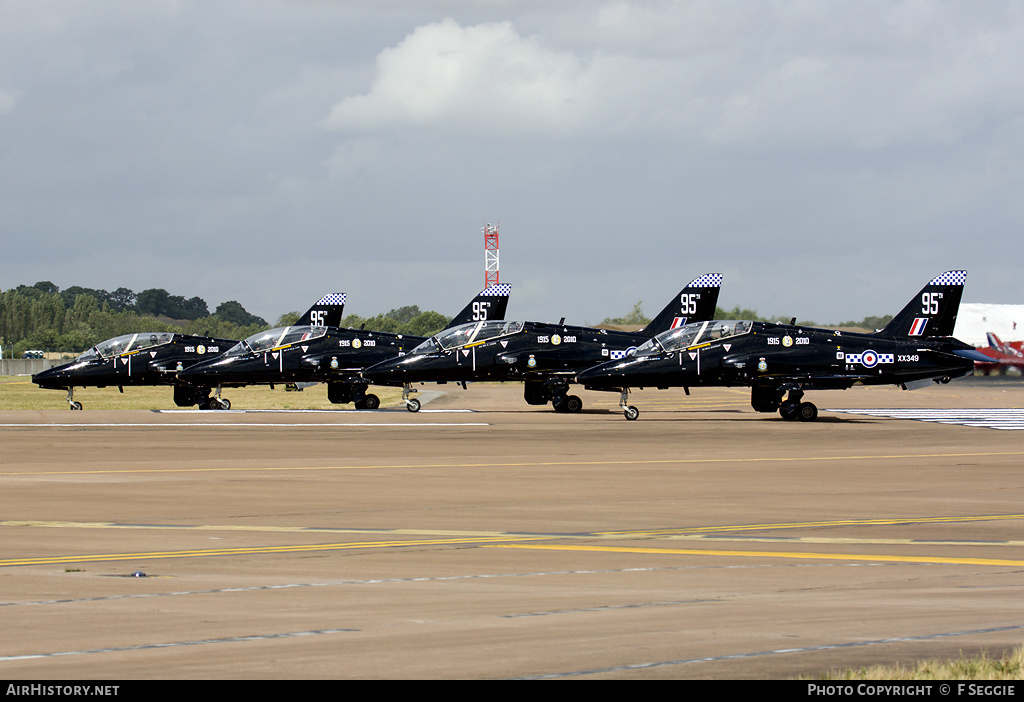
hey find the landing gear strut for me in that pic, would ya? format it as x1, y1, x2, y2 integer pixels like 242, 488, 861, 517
202, 385, 231, 410
619, 388, 639, 421
66, 387, 82, 411
402, 384, 421, 413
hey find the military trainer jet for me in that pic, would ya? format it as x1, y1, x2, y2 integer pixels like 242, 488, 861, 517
32, 293, 346, 410
360, 274, 722, 413
974, 332, 1024, 375
577, 271, 988, 421
177, 285, 511, 410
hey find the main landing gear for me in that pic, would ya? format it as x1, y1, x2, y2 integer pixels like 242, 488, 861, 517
751, 386, 818, 421
776, 389, 817, 422
327, 382, 380, 410
552, 393, 583, 413
524, 380, 583, 414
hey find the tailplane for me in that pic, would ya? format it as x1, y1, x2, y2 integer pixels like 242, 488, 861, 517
446, 284, 512, 329
641, 273, 722, 337
297, 293, 346, 328
877, 271, 965, 338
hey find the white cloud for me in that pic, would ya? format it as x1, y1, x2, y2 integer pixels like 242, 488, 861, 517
325, 6, 1024, 152
326, 19, 593, 135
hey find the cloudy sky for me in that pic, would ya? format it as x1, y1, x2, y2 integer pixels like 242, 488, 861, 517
1, 0, 1021, 325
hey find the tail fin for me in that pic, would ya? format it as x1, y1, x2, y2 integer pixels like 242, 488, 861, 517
297, 293, 346, 328
987, 332, 1023, 358
877, 271, 965, 338
445, 284, 512, 329
641, 273, 722, 336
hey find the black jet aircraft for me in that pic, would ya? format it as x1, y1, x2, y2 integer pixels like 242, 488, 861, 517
577, 271, 989, 421
31, 293, 346, 410
177, 285, 512, 410
360, 274, 722, 413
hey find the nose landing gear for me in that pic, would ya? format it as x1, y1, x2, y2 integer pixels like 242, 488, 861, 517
618, 389, 639, 421
66, 387, 82, 410
402, 384, 421, 412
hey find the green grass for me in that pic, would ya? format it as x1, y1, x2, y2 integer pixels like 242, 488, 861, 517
0, 375, 404, 411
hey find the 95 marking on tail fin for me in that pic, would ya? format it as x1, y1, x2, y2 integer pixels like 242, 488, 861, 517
922, 292, 943, 315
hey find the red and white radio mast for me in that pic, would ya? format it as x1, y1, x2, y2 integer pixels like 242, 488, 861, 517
483, 222, 499, 288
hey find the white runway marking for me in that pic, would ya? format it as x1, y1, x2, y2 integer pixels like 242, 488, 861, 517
524, 623, 1024, 679
828, 408, 1024, 430
155, 408, 474, 413
0, 628, 357, 662
0, 422, 489, 428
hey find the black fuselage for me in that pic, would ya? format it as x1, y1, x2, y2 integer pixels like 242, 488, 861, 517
362, 321, 654, 385
32, 334, 234, 390
577, 321, 977, 393
178, 327, 424, 388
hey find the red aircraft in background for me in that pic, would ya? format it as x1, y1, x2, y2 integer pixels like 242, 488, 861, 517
975, 332, 1024, 375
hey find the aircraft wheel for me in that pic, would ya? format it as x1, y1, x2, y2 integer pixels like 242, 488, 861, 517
70, 401, 83, 411
564, 395, 583, 413
405, 398, 421, 413
551, 396, 567, 412
355, 394, 381, 410
797, 402, 818, 422
624, 405, 639, 421
219, 398, 231, 410
779, 400, 799, 421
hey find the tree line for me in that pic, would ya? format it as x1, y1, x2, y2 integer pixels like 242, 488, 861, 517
1, 281, 271, 357
0, 282, 457, 358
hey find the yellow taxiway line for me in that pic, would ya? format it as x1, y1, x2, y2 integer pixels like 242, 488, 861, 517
4, 513, 1024, 568
3, 450, 1024, 477
485, 544, 1024, 568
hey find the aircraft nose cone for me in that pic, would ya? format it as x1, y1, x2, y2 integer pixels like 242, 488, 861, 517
31, 367, 57, 385
31, 364, 72, 388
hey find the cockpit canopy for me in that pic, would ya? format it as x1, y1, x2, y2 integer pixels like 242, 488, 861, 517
412, 320, 525, 354
226, 326, 327, 357
634, 320, 753, 357
76, 332, 174, 361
